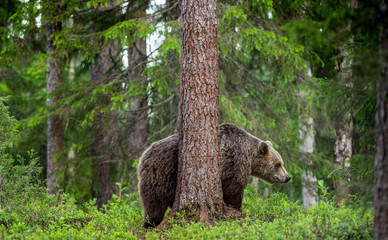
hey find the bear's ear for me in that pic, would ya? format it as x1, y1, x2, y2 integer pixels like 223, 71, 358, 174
259, 141, 269, 155
265, 141, 273, 147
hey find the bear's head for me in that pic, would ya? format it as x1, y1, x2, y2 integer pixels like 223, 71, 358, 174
251, 141, 291, 185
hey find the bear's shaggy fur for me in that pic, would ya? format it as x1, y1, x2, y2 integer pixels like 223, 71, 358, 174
137, 123, 290, 228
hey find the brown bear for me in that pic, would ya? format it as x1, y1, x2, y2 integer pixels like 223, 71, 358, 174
137, 123, 290, 228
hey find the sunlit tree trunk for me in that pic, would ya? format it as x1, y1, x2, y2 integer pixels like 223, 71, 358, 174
333, 115, 352, 200
333, 59, 353, 202
374, 0, 388, 237
68, 15, 75, 84
300, 67, 318, 208
46, 1, 63, 195
300, 117, 318, 207
169, 0, 226, 223
65, 14, 76, 188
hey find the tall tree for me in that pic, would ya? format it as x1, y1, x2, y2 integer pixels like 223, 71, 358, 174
374, 0, 388, 237
45, 0, 63, 194
90, 3, 122, 206
300, 67, 318, 207
300, 116, 318, 207
332, 53, 353, 201
332, 0, 357, 202
91, 38, 120, 207
126, 0, 149, 164
169, 0, 226, 223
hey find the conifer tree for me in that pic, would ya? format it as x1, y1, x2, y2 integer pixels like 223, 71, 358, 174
170, 0, 227, 223
90, 3, 121, 207
374, 0, 388, 236
45, 0, 63, 195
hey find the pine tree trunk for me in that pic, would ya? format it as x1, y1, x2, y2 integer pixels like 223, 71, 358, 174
170, 0, 226, 223
46, 12, 63, 195
374, 1, 388, 237
91, 40, 120, 207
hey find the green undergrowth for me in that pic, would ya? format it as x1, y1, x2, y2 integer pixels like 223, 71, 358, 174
0, 155, 373, 239
0, 190, 373, 239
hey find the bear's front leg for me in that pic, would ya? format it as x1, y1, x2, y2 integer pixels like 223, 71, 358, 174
222, 180, 245, 210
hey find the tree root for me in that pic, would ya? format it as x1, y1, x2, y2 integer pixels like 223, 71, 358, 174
155, 200, 242, 229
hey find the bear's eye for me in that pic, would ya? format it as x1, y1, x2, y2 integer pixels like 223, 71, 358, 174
276, 163, 281, 168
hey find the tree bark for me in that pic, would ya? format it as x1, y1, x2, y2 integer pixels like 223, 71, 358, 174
91, 39, 120, 207
333, 118, 352, 169
123, 1, 149, 190
46, 5, 63, 195
333, 55, 353, 201
332, 0, 356, 202
374, 0, 388, 237
333, 115, 352, 201
300, 67, 318, 207
127, 35, 148, 160
169, 0, 226, 223
300, 116, 318, 207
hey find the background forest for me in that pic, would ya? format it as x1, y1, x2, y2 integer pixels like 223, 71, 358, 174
0, 0, 383, 238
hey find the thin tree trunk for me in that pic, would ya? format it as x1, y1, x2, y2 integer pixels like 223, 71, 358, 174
251, 177, 259, 194
300, 67, 318, 207
46, 8, 63, 195
333, 57, 353, 202
374, 0, 388, 237
333, 115, 352, 201
89, 1, 122, 207
300, 116, 318, 207
91, 39, 120, 207
332, 0, 356, 202
127, 35, 148, 160
169, 0, 226, 223
125, 1, 149, 190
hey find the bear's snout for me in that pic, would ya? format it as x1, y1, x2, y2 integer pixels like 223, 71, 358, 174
285, 175, 291, 183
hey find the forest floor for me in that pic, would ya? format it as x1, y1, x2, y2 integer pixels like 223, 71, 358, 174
0, 185, 373, 239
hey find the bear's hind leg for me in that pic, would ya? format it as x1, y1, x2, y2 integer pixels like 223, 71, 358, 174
142, 201, 168, 228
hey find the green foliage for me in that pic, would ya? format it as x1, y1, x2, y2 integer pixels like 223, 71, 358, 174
220, 6, 247, 28
0, 181, 373, 239
0, 0, 377, 215
0, 83, 11, 94
220, 94, 253, 129
0, 97, 17, 152
101, 19, 155, 47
